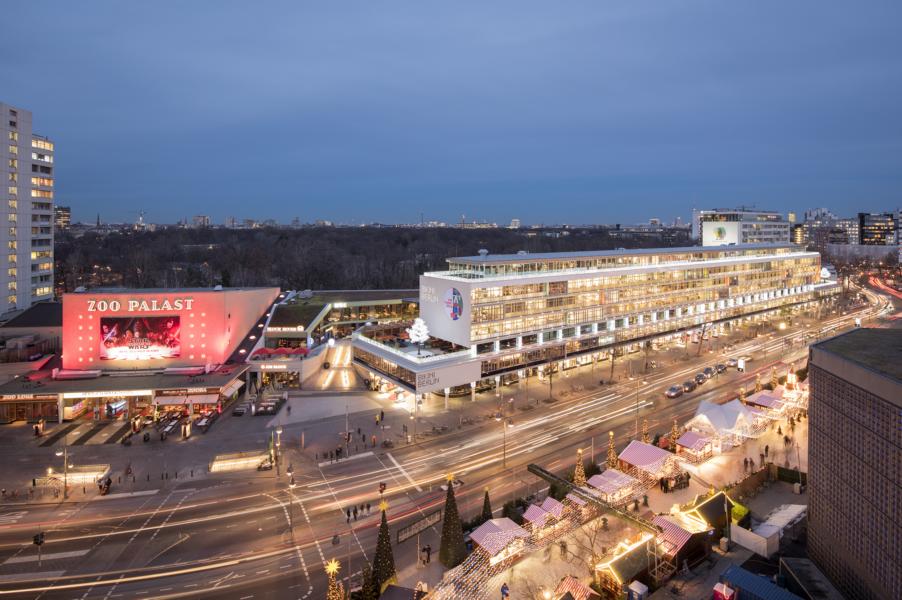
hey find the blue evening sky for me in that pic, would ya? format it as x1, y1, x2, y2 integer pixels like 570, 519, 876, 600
2, 1, 901, 225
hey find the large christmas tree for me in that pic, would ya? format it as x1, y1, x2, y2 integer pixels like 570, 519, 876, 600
481, 488, 493, 523
755, 373, 762, 393
439, 474, 467, 568
572, 448, 587, 487
359, 565, 378, 600
669, 419, 680, 452
641, 419, 650, 444
771, 366, 779, 389
372, 500, 396, 592
325, 559, 344, 600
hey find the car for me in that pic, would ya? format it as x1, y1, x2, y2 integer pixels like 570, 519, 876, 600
665, 385, 684, 398
682, 380, 697, 393
726, 358, 738, 367
715, 363, 727, 373
694, 373, 707, 385
232, 404, 247, 416
703, 367, 716, 379
440, 478, 464, 491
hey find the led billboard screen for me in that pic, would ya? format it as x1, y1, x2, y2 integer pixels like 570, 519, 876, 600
100, 316, 181, 360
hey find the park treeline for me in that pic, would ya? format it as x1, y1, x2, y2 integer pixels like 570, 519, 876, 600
54, 226, 691, 292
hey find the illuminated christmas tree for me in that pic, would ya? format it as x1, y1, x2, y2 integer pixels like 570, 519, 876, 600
669, 419, 680, 452
738, 386, 746, 404
642, 419, 650, 444
325, 559, 344, 600
372, 500, 396, 592
755, 373, 762, 393
480, 488, 493, 523
771, 366, 779, 389
406, 318, 430, 356
359, 565, 377, 600
439, 474, 467, 568
573, 448, 587, 487
606, 431, 618, 470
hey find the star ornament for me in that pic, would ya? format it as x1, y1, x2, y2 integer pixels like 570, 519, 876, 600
325, 558, 341, 576
445, 472, 455, 482
379, 499, 389, 512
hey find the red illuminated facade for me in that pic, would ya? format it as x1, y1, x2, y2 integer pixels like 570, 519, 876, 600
62, 288, 280, 370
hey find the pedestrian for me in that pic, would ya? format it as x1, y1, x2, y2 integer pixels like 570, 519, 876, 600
360, 503, 365, 516
357, 427, 361, 436
765, 444, 769, 457
346, 509, 351, 523
380, 409, 384, 422
425, 544, 432, 563
375, 414, 380, 426
501, 582, 510, 599
287, 405, 291, 415
366, 502, 371, 515
372, 434, 377, 448
420, 547, 426, 566
353, 506, 358, 521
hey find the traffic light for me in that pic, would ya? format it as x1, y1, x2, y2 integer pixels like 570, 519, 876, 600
33, 532, 44, 546
379, 482, 386, 495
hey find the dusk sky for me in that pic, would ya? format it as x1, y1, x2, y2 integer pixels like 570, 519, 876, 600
3, 1, 901, 225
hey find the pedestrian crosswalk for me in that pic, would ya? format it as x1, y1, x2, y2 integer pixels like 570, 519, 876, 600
0, 510, 27, 525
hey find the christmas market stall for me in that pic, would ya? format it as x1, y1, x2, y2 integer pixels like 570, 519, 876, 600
652, 512, 712, 571
469, 518, 529, 566
683, 400, 764, 450
552, 575, 601, 600
674, 431, 714, 463
744, 390, 787, 420
587, 469, 639, 506
594, 532, 656, 600
618, 440, 684, 487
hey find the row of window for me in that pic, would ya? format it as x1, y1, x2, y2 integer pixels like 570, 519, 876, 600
31, 139, 53, 151
31, 176, 53, 187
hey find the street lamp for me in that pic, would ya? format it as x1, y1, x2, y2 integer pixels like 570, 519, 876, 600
495, 414, 514, 468
628, 377, 647, 439
288, 474, 297, 533
274, 425, 283, 476
54, 446, 70, 500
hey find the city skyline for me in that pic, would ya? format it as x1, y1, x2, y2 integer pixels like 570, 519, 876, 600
3, 1, 902, 224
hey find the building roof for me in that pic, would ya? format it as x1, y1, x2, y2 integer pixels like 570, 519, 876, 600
540, 496, 565, 519
652, 515, 695, 556
618, 440, 673, 474
688, 492, 735, 529
813, 328, 902, 383
1, 301, 62, 328
449, 243, 797, 264
745, 391, 784, 410
779, 558, 846, 600
523, 504, 551, 527
469, 518, 529, 556
720, 565, 803, 600
71, 287, 275, 294
587, 469, 638, 496
689, 400, 755, 433
676, 431, 710, 452
268, 289, 417, 328
554, 576, 600, 600
601, 540, 650, 584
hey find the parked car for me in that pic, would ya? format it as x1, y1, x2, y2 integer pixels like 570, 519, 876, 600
682, 380, 697, 393
703, 367, 716, 379
726, 358, 739, 368
232, 404, 247, 416
665, 385, 684, 398
694, 373, 707, 385
715, 363, 727, 373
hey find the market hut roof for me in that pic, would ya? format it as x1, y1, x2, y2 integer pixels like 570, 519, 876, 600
523, 504, 551, 528
676, 431, 710, 453
745, 391, 784, 410
554, 575, 600, 600
587, 469, 639, 496
541, 496, 565, 519
469, 518, 529, 556
618, 441, 672, 474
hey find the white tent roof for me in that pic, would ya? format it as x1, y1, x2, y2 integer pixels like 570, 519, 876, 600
470, 518, 529, 556
689, 400, 755, 434
587, 469, 638, 496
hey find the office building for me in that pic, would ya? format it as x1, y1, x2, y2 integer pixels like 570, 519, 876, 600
694, 209, 790, 246
509, 218, 521, 229
0, 102, 54, 318
857, 212, 896, 245
192, 215, 211, 228
54, 205, 71, 231
787, 211, 797, 224
808, 329, 902, 600
353, 244, 836, 400
791, 224, 805, 245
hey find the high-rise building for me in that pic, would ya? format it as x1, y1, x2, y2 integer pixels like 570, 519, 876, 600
857, 212, 896, 245
695, 208, 790, 246
0, 102, 54, 318
787, 211, 797, 224
54, 205, 71, 231
192, 215, 211, 228
509, 218, 521, 229
790, 223, 805, 245
808, 329, 902, 600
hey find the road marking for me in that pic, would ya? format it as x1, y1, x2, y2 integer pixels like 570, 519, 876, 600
386, 453, 422, 492
0, 511, 27, 524
3, 549, 90, 564
256, 569, 269, 575
0, 570, 66, 582
92, 489, 159, 501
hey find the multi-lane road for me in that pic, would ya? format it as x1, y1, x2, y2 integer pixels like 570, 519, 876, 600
0, 286, 894, 599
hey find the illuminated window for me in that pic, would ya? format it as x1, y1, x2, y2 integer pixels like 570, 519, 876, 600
7, 159, 16, 169
8, 173, 16, 183
30, 177, 53, 187
8, 199, 17, 210
8, 241, 16, 250
30, 250, 51, 260
31, 152, 52, 163
7, 295, 16, 305
7, 186, 16, 195
8, 132, 17, 142
31, 190, 53, 199
7, 214, 15, 222
8, 145, 17, 155
31, 139, 53, 151
33, 286, 52, 297
6, 268, 15, 277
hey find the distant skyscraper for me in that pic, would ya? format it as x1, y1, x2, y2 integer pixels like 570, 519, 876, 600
787, 211, 797, 224
858, 212, 896, 245
0, 102, 54, 317
54, 205, 71, 231
192, 215, 211, 228
808, 329, 902, 600
509, 218, 521, 229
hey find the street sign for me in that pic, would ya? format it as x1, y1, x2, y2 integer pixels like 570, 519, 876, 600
397, 509, 441, 544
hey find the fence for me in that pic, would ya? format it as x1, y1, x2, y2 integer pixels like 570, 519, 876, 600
775, 465, 807, 486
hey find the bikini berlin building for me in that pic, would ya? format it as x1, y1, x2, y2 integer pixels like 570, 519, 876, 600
353, 244, 838, 402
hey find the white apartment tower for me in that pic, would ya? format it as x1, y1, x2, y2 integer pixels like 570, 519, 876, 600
1, 103, 54, 318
